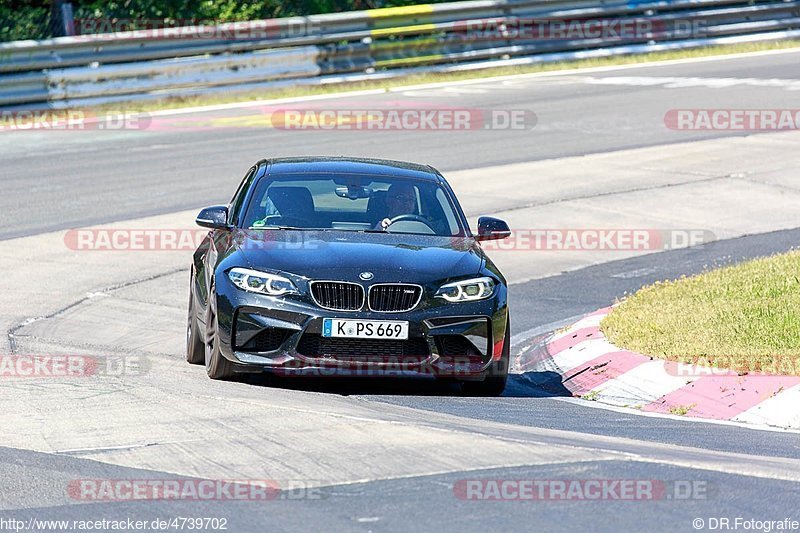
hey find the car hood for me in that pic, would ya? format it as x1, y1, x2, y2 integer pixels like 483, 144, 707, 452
234, 230, 485, 284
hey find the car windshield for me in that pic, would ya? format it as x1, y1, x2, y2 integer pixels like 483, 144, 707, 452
241, 174, 465, 236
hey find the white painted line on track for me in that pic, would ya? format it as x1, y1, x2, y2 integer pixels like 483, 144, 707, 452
133, 46, 800, 118
146, 89, 387, 117
553, 396, 800, 434
584, 76, 800, 90
387, 47, 800, 91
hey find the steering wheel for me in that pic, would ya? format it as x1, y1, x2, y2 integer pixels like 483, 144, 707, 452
384, 214, 437, 232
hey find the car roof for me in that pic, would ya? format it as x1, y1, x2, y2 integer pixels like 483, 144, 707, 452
261, 157, 441, 181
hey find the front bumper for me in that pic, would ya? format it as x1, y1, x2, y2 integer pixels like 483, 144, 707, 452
213, 275, 508, 379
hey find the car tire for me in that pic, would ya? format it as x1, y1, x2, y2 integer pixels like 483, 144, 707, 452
186, 275, 205, 365
204, 281, 235, 380
461, 320, 510, 397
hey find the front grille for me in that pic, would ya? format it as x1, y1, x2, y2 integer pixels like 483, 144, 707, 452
239, 328, 292, 352
310, 281, 364, 311
435, 335, 480, 356
296, 333, 430, 362
368, 284, 422, 312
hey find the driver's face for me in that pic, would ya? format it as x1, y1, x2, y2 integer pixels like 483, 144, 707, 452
387, 188, 415, 216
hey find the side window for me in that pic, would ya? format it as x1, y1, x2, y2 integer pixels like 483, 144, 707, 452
228, 167, 256, 225
435, 188, 459, 235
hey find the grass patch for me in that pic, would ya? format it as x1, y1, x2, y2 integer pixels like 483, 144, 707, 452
601, 251, 800, 376
668, 404, 696, 416
581, 390, 600, 401
90, 39, 800, 114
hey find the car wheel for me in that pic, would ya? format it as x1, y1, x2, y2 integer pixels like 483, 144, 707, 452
186, 275, 205, 365
204, 281, 235, 380
461, 321, 510, 397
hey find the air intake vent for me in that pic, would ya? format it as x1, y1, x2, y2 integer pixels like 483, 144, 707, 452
297, 334, 429, 362
435, 335, 480, 357
238, 328, 292, 352
368, 284, 422, 312
310, 281, 364, 311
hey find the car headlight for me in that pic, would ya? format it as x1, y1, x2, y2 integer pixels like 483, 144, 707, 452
435, 277, 495, 302
227, 268, 297, 296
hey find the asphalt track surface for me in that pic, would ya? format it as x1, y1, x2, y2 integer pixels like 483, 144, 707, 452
3, 49, 800, 239
2, 50, 800, 532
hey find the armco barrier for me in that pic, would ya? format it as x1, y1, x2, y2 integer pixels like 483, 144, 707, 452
46, 46, 321, 101
1, 0, 799, 107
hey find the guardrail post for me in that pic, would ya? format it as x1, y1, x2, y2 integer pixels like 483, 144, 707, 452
50, 0, 75, 37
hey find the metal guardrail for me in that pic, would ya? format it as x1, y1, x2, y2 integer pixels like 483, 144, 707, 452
1, 0, 799, 108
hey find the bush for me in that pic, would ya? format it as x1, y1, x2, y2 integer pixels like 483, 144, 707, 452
1, 1, 52, 41
2, 0, 454, 41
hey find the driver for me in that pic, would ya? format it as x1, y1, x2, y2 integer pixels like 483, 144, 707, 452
376, 183, 416, 230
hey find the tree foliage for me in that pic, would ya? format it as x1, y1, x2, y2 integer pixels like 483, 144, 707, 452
2, 0, 452, 41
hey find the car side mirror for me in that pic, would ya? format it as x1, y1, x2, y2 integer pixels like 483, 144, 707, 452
196, 205, 230, 229
477, 216, 511, 241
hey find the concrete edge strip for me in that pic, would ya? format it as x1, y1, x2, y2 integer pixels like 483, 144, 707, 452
519, 307, 800, 430
28, 44, 800, 115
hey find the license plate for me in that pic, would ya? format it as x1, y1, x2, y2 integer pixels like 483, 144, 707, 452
322, 318, 409, 340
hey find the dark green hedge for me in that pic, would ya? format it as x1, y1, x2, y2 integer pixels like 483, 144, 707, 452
1, 0, 453, 41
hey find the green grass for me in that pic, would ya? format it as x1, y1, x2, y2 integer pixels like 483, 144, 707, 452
668, 404, 696, 416
581, 390, 600, 401
601, 251, 800, 376
90, 39, 800, 114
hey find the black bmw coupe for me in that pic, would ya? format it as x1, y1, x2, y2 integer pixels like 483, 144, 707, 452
187, 157, 512, 395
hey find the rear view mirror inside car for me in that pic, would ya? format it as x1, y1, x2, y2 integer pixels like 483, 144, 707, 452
335, 186, 373, 200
